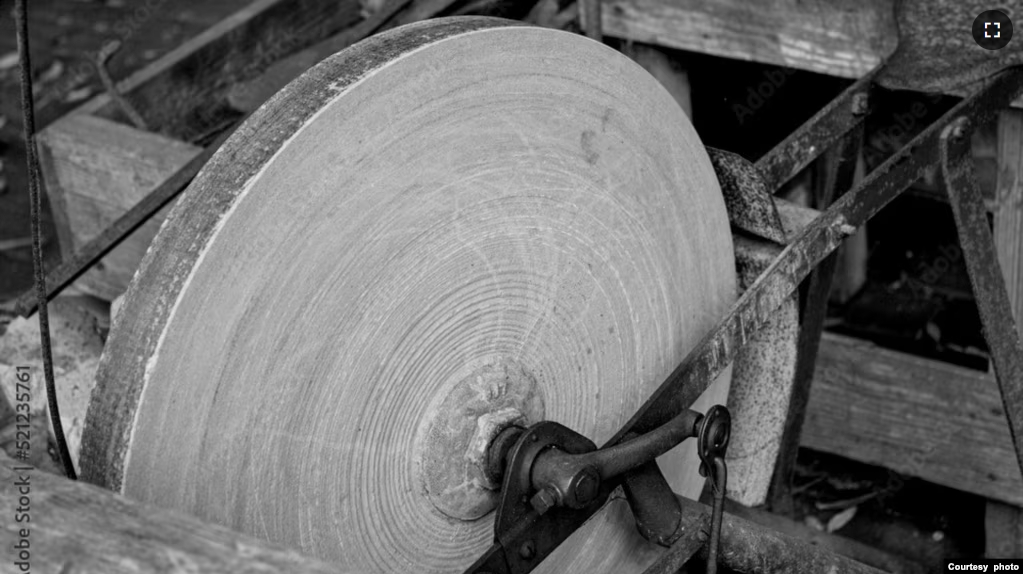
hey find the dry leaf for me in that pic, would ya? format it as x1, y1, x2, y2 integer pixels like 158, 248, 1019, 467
805, 515, 825, 532
0, 52, 18, 72
814, 490, 878, 511
64, 86, 95, 104
38, 60, 64, 83
826, 506, 858, 533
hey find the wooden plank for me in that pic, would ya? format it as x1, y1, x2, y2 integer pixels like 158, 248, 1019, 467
19, 124, 234, 316
601, 0, 898, 79
804, 332, 1023, 506
37, 114, 200, 301
987, 108, 1023, 558
986, 500, 1023, 558
0, 454, 360, 574
73, 0, 363, 141
601, 0, 1023, 107
995, 110, 1023, 330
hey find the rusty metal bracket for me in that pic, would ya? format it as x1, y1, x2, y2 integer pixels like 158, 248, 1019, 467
465, 421, 614, 574
941, 114, 1023, 483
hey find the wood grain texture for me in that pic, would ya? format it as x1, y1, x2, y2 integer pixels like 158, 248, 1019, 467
995, 110, 1023, 330
0, 453, 361, 574
986, 499, 1023, 558
601, 0, 898, 79
36, 114, 201, 301
82, 18, 736, 573
804, 333, 1023, 506
987, 108, 1023, 558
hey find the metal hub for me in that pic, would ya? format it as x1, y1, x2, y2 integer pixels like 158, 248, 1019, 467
416, 357, 544, 521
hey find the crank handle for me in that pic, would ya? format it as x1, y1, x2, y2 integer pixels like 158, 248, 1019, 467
529, 408, 704, 513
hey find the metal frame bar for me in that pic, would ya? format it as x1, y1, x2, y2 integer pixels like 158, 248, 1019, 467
643, 497, 887, 574
470, 67, 1023, 574
607, 68, 1023, 445
942, 117, 1023, 477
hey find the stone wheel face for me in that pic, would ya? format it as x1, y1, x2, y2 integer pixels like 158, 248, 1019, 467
82, 16, 736, 574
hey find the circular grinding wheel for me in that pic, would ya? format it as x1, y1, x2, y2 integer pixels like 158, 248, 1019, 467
82, 17, 736, 573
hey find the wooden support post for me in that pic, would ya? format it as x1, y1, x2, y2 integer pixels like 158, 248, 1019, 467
768, 125, 863, 514
987, 108, 1023, 558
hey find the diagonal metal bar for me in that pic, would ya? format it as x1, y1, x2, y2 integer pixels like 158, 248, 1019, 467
642, 497, 887, 574
941, 115, 1023, 486
678, 498, 886, 574
606, 67, 1023, 445
754, 66, 876, 193
469, 67, 1023, 574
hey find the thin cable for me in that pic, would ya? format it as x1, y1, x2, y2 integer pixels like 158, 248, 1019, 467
14, 0, 77, 480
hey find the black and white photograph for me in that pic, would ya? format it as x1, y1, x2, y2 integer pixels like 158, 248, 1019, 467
1, 0, 1022, 572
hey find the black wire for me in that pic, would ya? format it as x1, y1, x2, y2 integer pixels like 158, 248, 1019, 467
14, 0, 77, 480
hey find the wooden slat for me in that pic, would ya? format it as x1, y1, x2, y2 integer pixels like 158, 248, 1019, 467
804, 332, 1023, 506
601, 0, 898, 79
986, 500, 1023, 558
995, 110, 1023, 327
987, 108, 1023, 558
0, 454, 360, 574
601, 0, 1023, 107
37, 115, 201, 301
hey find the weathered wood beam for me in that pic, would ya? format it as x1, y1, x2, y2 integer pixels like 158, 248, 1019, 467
601, 0, 1023, 107
986, 108, 1023, 558
602, 0, 897, 79
36, 115, 200, 301
804, 332, 1023, 506
0, 453, 361, 573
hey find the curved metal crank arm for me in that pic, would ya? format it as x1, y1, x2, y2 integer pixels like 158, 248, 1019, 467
527, 408, 703, 513
464, 406, 730, 574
